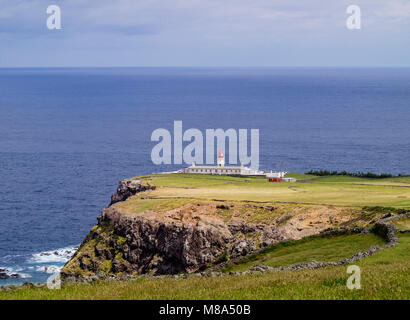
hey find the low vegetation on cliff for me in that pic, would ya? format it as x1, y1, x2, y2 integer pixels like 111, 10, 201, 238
1, 173, 409, 299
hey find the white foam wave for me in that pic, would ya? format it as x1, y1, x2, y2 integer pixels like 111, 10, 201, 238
0, 266, 31, 279
29, 245, 78, 264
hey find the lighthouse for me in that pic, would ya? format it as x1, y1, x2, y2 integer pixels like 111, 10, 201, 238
180, 148, 266, 176
217, 150, 225, 167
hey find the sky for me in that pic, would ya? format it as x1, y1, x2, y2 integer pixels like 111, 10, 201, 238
0, 0, 409, 67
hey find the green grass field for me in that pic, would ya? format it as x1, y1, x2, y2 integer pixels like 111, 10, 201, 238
142, 174, 410, 208
1, 233, 408, 300
222, 233, 386, 273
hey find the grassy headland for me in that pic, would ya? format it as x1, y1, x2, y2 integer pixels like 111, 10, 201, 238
1, 173, 409, 300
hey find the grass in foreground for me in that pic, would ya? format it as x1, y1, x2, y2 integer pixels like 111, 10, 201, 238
222, 233, 386, 273
1, 234, 408, 300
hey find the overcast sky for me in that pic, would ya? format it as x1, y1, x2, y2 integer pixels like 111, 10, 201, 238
1, 0, 409, 67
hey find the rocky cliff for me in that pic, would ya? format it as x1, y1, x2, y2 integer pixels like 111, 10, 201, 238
61, 177, 377, 282
109, 179, 155, 205
61, 208, 286, 281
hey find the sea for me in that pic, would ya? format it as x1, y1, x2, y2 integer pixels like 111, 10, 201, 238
0, 67, 409, 286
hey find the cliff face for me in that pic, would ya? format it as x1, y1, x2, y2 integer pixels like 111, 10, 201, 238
61, 180, 288, 281
61, 177, 373, 282
109, 179, 154, 205
61, 207, 286, 281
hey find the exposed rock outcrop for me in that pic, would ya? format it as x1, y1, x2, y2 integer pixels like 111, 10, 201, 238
109, 179, 155, 206
0, 269, 21, 279
61, 205, 287, 281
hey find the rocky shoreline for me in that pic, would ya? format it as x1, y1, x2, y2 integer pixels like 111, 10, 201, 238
0, 269, 21, 280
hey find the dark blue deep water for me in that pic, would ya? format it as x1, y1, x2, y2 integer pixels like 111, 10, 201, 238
0, 67, 409, 285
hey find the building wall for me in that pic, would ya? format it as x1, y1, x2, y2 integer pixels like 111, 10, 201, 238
183, 168, 241, 174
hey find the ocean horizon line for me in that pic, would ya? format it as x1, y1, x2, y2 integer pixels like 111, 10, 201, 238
1, 65, 410, 69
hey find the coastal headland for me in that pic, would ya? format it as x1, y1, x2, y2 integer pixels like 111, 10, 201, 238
2, 173, 410, 299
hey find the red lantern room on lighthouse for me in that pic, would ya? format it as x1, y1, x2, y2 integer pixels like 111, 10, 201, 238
217, 150, 225, 167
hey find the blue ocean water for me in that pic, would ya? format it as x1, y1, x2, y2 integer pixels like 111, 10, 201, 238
0, 67, 409, 285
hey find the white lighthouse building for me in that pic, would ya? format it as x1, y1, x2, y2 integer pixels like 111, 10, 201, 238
180, 149, 265, 176
217, 150, 225, 167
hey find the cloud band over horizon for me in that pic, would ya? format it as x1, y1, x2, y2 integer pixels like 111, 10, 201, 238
0, 0, 409, 67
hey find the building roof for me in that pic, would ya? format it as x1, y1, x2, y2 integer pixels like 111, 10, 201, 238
186, 165, 244, 170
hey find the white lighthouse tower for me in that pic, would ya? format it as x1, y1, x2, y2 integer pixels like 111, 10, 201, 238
217, 150, 225, 167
